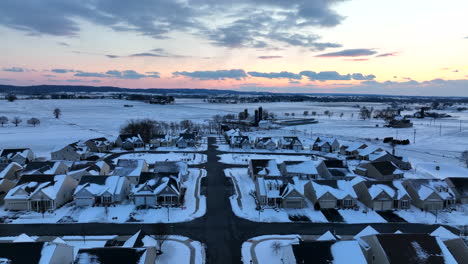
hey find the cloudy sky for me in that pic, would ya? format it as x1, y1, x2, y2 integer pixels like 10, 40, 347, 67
1, 0, 467, 96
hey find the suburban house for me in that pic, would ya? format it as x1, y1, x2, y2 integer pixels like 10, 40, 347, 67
358, 233, 457, 264
0, 162, 23, 181
149, 134, 174, 148
248, 159, 281, 180
84, 137, 113, 152
0, 241, 74, 264
112, 159, 149, 185
370, 151, 412, 170
131, 172, 186, 207
176, 133, 197, 148
4, 174, 78, 212
354, 161, 404, 180
279, 136, 303, 151
51, 142, 92, 161
230, 135, 251, 149
402, 179, 456, 211
352, 179, 412, 211
279, 160, 324, 179
70, 161, 111, 176
22, 161, 69, 175
0, 178, 15, 204
321, 160, 355, 180
445, 177, 468, 204
75, 247, 157, 264
312, 137, 340, 153
339, 142, 368, 159
304, 180, 357, 209
255, 178, 306, 208
154, 161, 189, 181
74, 175, 130, 207
115, 134, 145, 150
254, 137, 278, 151
0, 148, 34, 165
357, 146, 384, 160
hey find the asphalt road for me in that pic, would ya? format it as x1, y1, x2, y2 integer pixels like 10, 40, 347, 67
0, 137, 460, 264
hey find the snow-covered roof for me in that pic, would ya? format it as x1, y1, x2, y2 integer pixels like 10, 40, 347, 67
0, 162, 22, 179
316, 231, 338, 241
342, 142, 367, 152
75, 176, 125, 196
358, 146, 383, 157
284, 160, 319, 175
6, 174, 68, 200
353, 225, 379, 239
368, 184, 395, 199
330, 241, 367, 264
311, 180, 357, 199
13, 233, 35, 243
251, 159, 281, 177
113, 159, 146, 177
408, 179, 455, 200
430, 227, 458, 241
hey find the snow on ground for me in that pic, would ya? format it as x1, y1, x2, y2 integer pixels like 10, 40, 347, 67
0, 168, 206, 224
225, 168, 327, 223
113, 152, 207, 165
411, 162, 468, 179
338, 202, 387, 224
218, 153, 312, 165
394, 205, 468, 226
241, 235, 300, 264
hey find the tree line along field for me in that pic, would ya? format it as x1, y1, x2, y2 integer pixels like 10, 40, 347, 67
0, 98, 467, 167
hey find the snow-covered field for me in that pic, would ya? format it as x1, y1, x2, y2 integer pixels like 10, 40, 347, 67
0, 168, 206, 224
1, 98, 467, 166
218, 153, 312, 165
113, 152, 207, 165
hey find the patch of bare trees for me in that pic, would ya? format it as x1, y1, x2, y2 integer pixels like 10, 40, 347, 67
0, 116, 8, 127
11, 117, 22, 127
53, 108, 61, 119
27, 117, 41, 127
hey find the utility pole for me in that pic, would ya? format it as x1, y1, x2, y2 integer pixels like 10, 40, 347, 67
439, 123, 442, 136
460, 120, 462, 132
413, 129, 416, 144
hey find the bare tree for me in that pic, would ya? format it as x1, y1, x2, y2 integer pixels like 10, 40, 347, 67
303, 111, 309, 116
0, 116, 8, 127
53, 108, 61, 119
340, 113, 344, 118
11, 116, 22, 127
284, 113, 290, 117
359, 107, 371, 120
120, 119, 163, 144
6, 93, 17, 102
462, 150, 468, 168
27, 117, 40, 127
271, 241, 282, 255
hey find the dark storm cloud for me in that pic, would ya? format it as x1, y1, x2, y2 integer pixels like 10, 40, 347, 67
248, 71, 302, 80
173, 69, 247, 80
316, 49, 377, 57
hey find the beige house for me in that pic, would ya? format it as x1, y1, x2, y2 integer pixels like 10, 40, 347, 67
4, 174, 78, 212
112, 159, 149, 185
51, 142, 92, 161
355, 161, 404, 180
352, 179, 411, 211
304, 180, 357, 209
0, 162, 23, 181
0, 178, 15, 204
402, 179, 456, 211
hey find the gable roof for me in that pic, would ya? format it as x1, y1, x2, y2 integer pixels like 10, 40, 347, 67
369, 161, 399, 175
446, 177, 468, 197
75, 247, 147, 264
375, 234, 451, 264
406, 179, 455, 200
0, 148, 29, 158
283, 160, 319, 175
311, 180, 357, 199
250, 159, 281, 176
75, 175, 125, 196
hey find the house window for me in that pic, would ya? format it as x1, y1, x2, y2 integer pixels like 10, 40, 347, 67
401, 200, 409, 209
343, 199, 353, 207
102, 196, 112, 204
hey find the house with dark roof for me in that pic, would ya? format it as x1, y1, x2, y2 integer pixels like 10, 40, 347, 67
445, 177, 468, 204
112, 159, 149, 185
73, 175, 130, 207
51, 141, 92, 161
230, 135, 251, 149
248, 159, 281, 180
402, 179, 456, 210
154, 161, 189, 181
255, 178, 306, 208
304, 180, 358, 209
254, 137, 277, 151
0, 241, 74, 264
84, 137, 113, 153
131, 172, 186, 207
339, 142, 368, 159
75, 247, 157, 264
149, 134, 175, 148
4, 174, 78, 212
279, 160, 325, 180
352, 179, 412, 211
70, 161, 110, 176
0, 148, 34, 165
370, 151, 412, 170
355, 161, 404, 180
115, 134, 145, 150
359, 233, 456, 264
0, 162, 23, 181
22, 161, 69, 176
312, 137, 340, 153
176, 132, 197, 148
279, 136, 303, 151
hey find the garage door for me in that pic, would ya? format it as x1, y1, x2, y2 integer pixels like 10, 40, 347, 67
76, 198, 94, 207
374, 200, 392, 211
320, 200, 336, 209
285, 200, 303, 209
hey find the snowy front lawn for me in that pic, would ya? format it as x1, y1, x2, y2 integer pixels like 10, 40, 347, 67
241, 235, 300, 264
113, 152, 207, 165
218, 153, 312, 165
394, 205, 468, 226
0, 169, 206, 224
225, 168, 327, 223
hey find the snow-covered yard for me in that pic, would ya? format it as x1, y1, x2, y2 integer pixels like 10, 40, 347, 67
225, 168, 328, 223
395, 205, 468, 226
241, 235, 300, 264
337, 202, 387, 224
0, 168, 206, 224
113, 152, 207, 165
218, 153, 312, 165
